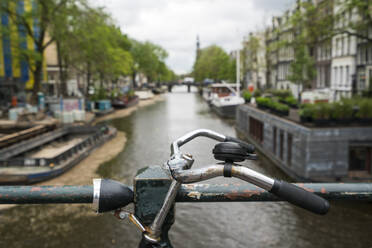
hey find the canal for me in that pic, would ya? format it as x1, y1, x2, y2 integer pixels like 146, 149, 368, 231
1, 86, 372, 248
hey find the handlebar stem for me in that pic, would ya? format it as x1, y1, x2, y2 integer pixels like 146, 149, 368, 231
171, 129, 226, 155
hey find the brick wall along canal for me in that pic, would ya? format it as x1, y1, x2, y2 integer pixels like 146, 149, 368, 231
1, 86, 372, 248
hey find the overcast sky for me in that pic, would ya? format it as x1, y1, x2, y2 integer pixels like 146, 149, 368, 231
94, 0, 295, 74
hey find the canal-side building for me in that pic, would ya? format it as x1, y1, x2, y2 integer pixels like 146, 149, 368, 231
265, 17, 281, 89
356, 38, 372, 94
276, 11, 295, 93
236, 104, 372, 182
242, 32, 267, 90
330, 1, 358, 101
313, 0, 333, 90
0, 1, 46, 103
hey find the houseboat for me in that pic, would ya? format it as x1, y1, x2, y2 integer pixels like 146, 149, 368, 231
0, 125, 116, 185
236, 104, 372, 182
112, 95, 139, 109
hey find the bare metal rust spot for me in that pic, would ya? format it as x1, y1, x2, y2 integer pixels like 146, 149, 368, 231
187, 191, 201, 200
297, 184, 315, 193
31, 187, 42, 192
225, 190, 263, 200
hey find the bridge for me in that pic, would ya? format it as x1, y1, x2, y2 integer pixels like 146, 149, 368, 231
163, 82, 199, 93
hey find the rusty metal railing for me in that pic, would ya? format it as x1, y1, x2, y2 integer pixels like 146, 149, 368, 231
0, 183, 371, 205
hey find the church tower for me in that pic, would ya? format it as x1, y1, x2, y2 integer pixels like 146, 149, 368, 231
196, 35, 201, 60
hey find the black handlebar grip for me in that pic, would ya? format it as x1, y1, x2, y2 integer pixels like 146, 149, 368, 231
225, 136, 255, 153
98, 179, 133, 213
269, 180, 329, 215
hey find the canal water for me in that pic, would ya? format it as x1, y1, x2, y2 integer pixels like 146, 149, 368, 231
1, 86, 372, 248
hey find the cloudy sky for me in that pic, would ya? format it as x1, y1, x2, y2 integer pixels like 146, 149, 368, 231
94, 0, 295, 74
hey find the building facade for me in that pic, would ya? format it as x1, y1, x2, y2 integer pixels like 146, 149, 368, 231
330, 2, 358, 100
356, 35, 372, 95
244, 0, 370, 101
0, 0, 43, 104
242, 32, 267, 90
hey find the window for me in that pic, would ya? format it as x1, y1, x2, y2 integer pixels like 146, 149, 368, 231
340, 66, 343, 87
249, 117, 264, 143
279, 130, 284, 160
273, 127, 277, 154
349, 147, 372, 174
341, 37, 344, 56
334, 67, 338, 87
365, 46, 368, 63
287, 133, 293, 166
346, 66, 349, 87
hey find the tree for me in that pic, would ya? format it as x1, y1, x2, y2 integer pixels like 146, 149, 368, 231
285, 1, 318, 100
0, 0, 76, 102
334, 0, 372, 42
192, 45, 234, 82
55, 6, 133, 94
130, 40, 169, 84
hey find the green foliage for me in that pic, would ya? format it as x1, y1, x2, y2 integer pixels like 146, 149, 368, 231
0, 0, 80, 100
256, 97, 269, 107
299, 104, 315, 120
270, 90, 293, 99
274, 102, 290, 113
192, 45, 235, 82
253, 89, 262, 97
312, 103, 332, 120
356, 99, 372, 119
331, 101, 353, 120
130, 40, 173, 82
90, 87, 107, 101
335, 0, 372, 42
61, 7, 134, 86
256, 97, 289, 115
300, 98, 372, 123
282, 96, 298, 107
242, 90, 252, 102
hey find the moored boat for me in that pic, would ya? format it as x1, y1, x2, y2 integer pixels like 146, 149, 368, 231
0, 125, 116, 185
209, 83, 244, 118
112, 95, 139, 109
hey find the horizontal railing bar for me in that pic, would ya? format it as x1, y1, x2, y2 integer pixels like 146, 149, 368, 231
0, 186, 93, 204
0, 183, 371, 205
176, 183, 372, 202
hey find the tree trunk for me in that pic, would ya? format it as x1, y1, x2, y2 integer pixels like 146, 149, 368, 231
31, 60, 43, 104
86, 62, 91, 97
57, 41, 67, 96
132, 71, 137, 88
100, 73, 104, 88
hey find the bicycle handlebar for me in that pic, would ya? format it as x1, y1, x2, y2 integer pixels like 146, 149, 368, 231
171, 164, 329, 215
170, 129, 255, 155
93, 179, 133, 213
269, 180, 329, 215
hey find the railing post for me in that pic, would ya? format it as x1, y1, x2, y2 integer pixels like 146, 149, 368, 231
134, 166, 175, 247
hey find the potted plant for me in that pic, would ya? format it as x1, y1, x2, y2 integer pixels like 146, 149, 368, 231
312, 102, 332, 126
356, 99, 372, 124
242, 90, 252, 103
274, 102, 290, 116
299, 104, 314, 123
256, 97, 268, 110
331, 101, 353, 124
